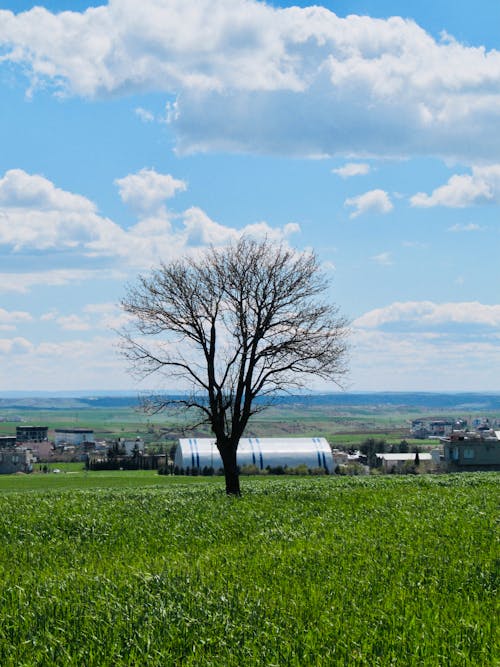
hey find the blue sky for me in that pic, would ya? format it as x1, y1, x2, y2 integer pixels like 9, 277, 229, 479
0, 0, 499, 391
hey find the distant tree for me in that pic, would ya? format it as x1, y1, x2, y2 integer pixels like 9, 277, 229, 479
120, 237, 349, 495
399, 439, 410, 453
360, 438, 386, 468
414, 447, 420, 466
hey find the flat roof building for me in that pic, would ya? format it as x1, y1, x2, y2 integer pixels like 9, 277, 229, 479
16, 426, 48, 443
442, 431, 500, 470
0, 447, 35, 474
54, 429, 94, 446
0, 435, 16, 448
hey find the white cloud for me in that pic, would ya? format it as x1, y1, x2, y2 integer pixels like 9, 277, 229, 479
0, 336, 33, 355
448, 223, 482, 232
0, 168, 299, 286
411, 165, 500, 208
115, 168, 187, 212
0, 308, 32, 330
345, 189, 393, 218
332, 163, 370, 178
351, 328, 500, 391
0, 168, 95, 212
84, 303, 132, 330
135, 107, 155, 123
0, 269, 126, 293
39, 303, 131, 333
40, 310, 58, 322
354, 301, 500, 329
321, 260, 336, 272
0, 334, 132, 391
371, 252, 393, 266
1, 3, 500, 160
55, 315, 91, 331
0, 169, 120, 252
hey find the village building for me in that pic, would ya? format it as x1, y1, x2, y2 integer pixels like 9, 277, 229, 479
442, 431, 500, 471
86, 449, 166, 471
410, 419, 456, 439
375, 451, 438, 473
115, 437, 145, 456
0, 435, 17, 448
0, 447, 35, 474
54, 428, 94, 447
16, 425, 48, 443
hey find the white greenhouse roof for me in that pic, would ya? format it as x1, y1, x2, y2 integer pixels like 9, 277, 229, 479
175, 437, 334, 472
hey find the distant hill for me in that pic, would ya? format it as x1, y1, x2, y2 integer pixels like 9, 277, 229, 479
0, 392, 500, 411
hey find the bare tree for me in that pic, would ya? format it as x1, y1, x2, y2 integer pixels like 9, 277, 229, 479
120, 237, 348, 495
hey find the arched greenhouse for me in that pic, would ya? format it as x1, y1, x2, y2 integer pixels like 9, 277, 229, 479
174, 437, 334, 473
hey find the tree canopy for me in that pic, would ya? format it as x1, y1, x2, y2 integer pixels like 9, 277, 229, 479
120, 237, 349, 494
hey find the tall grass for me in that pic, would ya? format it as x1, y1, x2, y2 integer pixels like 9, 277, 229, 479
0, 474, 497, 665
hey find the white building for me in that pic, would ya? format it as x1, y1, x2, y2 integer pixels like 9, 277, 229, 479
117, 437, 145, 456
375, 451, 437, 472
175, 437, 335, 473
54, 428, 94, 447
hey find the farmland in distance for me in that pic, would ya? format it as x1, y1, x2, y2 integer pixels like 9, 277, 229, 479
2, 391, 500, 449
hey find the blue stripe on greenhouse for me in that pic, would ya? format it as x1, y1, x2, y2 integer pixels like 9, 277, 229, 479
255, 437, 264, 470
189, 439, 195, 468
193, 439, 200, 468
313, 437, 322, 467
249, 438, 256, 465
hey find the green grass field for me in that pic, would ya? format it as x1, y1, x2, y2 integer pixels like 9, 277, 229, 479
0, 472, 498, 665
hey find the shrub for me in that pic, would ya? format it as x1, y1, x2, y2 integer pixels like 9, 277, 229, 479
308, 466, 327, 476
336, 463, 366, 476
240, 464, 262, 476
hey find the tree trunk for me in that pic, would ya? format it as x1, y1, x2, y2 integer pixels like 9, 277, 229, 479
219, 444, 241, 496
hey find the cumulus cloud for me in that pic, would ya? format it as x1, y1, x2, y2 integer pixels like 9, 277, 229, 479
411, 165, 500, 207
332, 163, 370, 178
0, 336, 33, 355
351, 327, 500, 391
0, 169, 119, 252
0, 307, 32, 330
0, 334, 133, 390
0, 168, 300, 282
345, 189, 393, 218
115, 168, 187, 212
351, 301, 500, 389
39, 303, 131, 332
1, 2, 500, 160
0, 168, 95, 212
354, 301, 500, 329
